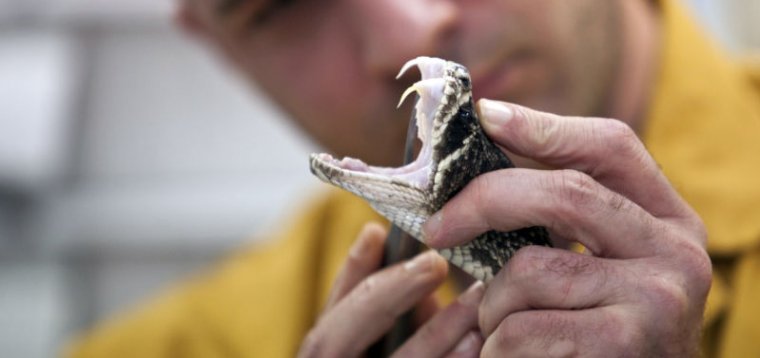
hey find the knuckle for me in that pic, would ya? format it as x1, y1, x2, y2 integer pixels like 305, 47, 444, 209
675, 239, 713, 298
635, 269, 707, 356
547, 170, 599, 219
526, 108, 560, 149
508, 247, 603, 290
557, 170, 597, 207
693, 220, 709, 248
489, 316, 524, 350
682, 211, 708, 248
544, 251, 600, 278
599, 119, 640, 153
345, 249, 366, 269
692, 252, 713, 297
505, 245, 545, 280
597, 120, 652, 169
604, 312, 645, 355
604, 191, 631, 213
356, 275, 377, 298
645, 276, 690, 318
658, 221, 712, 301
668, 211, 711, 293
354, 270, 420, 319
352, 276, 395, 317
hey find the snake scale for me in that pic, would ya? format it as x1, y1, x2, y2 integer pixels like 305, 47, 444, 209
309, 57, 551, 282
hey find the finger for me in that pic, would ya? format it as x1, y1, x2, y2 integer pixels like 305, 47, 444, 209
303, 251, 448, 357
424, 168, 665, 259
479, 246, 624, 336
325, 222, 387, 309
414, 294, 441, 326
481, 308, 634, 358
477, 99, 690, 220
444, 331, 484, 358
391, 282, 485, 358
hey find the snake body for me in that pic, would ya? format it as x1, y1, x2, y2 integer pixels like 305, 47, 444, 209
309, 57, 551, 282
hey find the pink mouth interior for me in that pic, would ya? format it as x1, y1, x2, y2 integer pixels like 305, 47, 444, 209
317, 57, 448, 189
317, 79, 444, 189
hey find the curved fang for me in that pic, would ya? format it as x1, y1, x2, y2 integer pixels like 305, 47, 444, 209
396, 56, 448, 80
397, 78, 446, 108
396, 57, 426, 79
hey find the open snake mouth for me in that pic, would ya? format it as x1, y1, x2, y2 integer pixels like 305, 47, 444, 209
310, 58, 550, 282
312, 57, 459, 189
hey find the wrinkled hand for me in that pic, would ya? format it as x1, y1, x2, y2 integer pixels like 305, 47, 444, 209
423, 99, 712, 357
298, 223, 485, 358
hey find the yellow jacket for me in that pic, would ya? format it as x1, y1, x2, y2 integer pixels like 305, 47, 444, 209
68, 1, 760, 356
645, 1, 760, 356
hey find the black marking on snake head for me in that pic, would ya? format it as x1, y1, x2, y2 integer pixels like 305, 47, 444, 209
431, 100, 511, 207
437, 101, 477, 161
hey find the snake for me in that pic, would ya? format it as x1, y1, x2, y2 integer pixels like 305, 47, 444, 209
309, 57, 551, 282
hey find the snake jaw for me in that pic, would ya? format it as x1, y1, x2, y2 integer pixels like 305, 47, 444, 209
310, 57, 454, 191
397, 79, 444, 109
398, 78, 445, 146
310, 57, 552, 282
396, 56, 447, 80
309, 56, 474, 231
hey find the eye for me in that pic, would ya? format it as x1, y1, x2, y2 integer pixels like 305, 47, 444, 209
250, 0, 296, 28
459, 76, 471, 89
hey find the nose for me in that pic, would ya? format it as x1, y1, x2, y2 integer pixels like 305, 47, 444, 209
346, 0, 457, 77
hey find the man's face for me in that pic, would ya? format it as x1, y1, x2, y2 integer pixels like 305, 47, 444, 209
181, 0, 622, 166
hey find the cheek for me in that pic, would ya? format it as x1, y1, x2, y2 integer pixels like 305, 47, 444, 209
238, 9, 408, 161
248, 13, 370, 129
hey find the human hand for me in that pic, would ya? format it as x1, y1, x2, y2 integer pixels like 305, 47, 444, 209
423, 99, 712, 357
298, 223, 486, 358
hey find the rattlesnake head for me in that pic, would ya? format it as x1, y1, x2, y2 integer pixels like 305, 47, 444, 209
310, 57, 551, 282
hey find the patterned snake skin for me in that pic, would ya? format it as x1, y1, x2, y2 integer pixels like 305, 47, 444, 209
309, 57, 551, 282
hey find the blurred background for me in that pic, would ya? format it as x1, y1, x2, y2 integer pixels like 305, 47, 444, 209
0, 0, 757, 356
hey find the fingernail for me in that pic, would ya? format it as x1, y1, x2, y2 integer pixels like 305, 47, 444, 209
453, 331, 481, 354
422, 212, 443, 244
479, 99, 513, 129
458, 281, 485, 307
404, 251, 436, 273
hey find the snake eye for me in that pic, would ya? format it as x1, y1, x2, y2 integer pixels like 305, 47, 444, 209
459, 77, 471, 89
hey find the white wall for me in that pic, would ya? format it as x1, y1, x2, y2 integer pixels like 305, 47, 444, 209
0, 3, 319, 357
